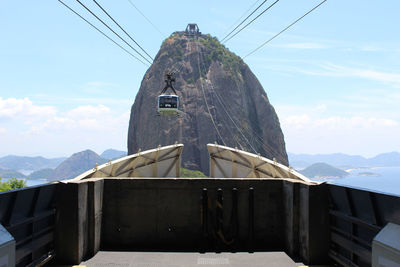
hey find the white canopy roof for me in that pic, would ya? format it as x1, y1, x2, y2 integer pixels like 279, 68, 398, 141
207, 144, 312, 183
69, 144, 183, 181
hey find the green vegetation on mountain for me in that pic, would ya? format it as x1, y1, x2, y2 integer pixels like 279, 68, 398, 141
300, 162, 348, 178
180, 168, 207, 178
199, 34, 242, 78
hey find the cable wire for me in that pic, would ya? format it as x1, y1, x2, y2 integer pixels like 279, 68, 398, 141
223, 0, 280, 44
221, 0, 261, 38
195, 41, 226, 146
127, 0, 166, 38
93, 0, 154, 62
196, 45, 259, 154
75, 0, 152, 65
193, 41, 241, 149
207, 77, 280, 157
58, 0, 148, 66
203, 68, 288, 162
196, 42, 286, 161
244, 0, 328, 58
220, 0, 269, 43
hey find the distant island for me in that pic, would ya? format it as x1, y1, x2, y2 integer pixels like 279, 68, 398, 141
289, 151, 400, 169
358, 172, 381, 177
300, 162, 349, 179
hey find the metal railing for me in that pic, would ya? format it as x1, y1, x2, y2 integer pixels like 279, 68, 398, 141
328, 184, 400, 267
0, 183, 57, 266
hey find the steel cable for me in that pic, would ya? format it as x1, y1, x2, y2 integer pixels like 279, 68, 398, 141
221, 0, 262, 38
93, 0, 154, 62
75, 0, 152, 65
127, 0, 166, 38
195, 41, 226, 146
221, 0, 269, 43
244, 0, 328, 58
196, 45, 258, 154
223, 0, 280, 44
58, 0, 149, 66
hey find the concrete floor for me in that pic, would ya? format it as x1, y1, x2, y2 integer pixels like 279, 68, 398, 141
80, 251, 302, 267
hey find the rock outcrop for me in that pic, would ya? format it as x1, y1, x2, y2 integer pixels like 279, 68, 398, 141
128, 31, 288, 174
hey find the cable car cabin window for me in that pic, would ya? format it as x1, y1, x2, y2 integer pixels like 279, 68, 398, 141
158, 95, 178, 108
158, 95, 179, 114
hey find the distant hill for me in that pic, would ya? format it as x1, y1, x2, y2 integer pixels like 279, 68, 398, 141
300, 163, 349, 179
0, 148, 128, 181
50, 150, 107, 180
29, 168, 55, 180
0, 155, 66, 172
289, 152, 400, 169
368, 152, 400, 167
0, 168, 26, 179
100, 149, 126, 160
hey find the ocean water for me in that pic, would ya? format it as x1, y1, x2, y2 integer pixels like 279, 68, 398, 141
324, 166, 400, 197
3, 167, 400, 197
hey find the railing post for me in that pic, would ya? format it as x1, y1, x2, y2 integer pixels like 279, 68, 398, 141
201, 188, 208, 253
216, 188, 223, 252
248, 187, 254, 253
231, 188, 238, 252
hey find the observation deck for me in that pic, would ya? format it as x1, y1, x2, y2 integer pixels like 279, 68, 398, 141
0, 144, 399, 266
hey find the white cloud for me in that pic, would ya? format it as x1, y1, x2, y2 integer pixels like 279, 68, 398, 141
299, 63, 400, 88
30, 104, 125, 133
315, 104, 327, 112
0, 98, 131, 157
0, 97, 56, 119
281, 113, 400, 156
67, 104, 110, 119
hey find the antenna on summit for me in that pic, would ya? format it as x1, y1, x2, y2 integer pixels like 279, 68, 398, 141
185, 24, 201, 38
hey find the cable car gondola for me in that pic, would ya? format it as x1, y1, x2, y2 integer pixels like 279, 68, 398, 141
158, 73, 179, 115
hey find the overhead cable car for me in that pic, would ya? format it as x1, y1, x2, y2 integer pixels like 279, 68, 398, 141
158, 73, 179, 115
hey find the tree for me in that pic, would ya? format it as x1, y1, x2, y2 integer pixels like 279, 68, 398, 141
0, 177, 27, 192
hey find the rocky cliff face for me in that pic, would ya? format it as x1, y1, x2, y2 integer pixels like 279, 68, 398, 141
128, 32, 288, 174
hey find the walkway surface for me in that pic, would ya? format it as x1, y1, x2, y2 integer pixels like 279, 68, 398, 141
80, 251, 301, 267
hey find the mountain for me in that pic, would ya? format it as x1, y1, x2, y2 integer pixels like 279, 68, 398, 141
368, 152, 400, 167
300, 163, 349, 179
50, 150, 107, 180
29, 168, 55, 180
128, 30, 288, 174
0, 168, 26, 179
289, 152, 400, 169
100, 149, 126, 160
0, 155, 66, 172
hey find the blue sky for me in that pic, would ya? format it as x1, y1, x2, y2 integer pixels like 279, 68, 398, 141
0, 0, 399, 158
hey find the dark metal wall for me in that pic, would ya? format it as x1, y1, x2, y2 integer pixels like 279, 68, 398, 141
2, 179, 399, 267
328, 184, 400, 266
0, 183, 57, 267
